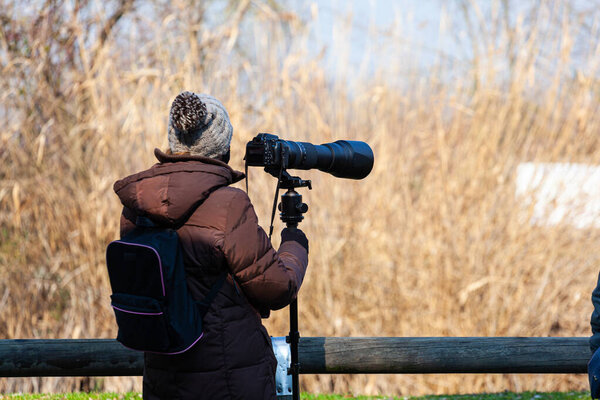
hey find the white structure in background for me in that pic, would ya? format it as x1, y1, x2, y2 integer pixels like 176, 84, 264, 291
516, 163, 600, 229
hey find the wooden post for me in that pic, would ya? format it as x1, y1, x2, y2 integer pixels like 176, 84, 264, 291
0, 339, 143, 377
298, 337, 591, 374
0, 337, 591, 377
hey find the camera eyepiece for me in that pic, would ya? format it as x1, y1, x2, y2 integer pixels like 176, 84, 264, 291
245, 133, 374, 180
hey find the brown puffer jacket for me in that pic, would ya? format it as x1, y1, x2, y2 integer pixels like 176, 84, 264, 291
113, 149, 308, 400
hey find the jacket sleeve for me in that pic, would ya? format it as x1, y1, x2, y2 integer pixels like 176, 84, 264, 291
222, 190, 308, 311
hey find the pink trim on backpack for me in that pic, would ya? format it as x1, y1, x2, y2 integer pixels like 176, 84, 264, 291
163, 332, 204, 355
112, 241, 166, 297
119, 332, 205, 355
112, 305, 164, 316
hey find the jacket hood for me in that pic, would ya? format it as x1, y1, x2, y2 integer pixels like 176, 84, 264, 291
114, 148, 245, 227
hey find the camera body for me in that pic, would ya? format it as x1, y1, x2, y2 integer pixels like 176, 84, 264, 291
245, 133, 289, 172
245, 133, 374, 180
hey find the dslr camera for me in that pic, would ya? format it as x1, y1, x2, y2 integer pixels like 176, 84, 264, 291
245, 133, 374, 180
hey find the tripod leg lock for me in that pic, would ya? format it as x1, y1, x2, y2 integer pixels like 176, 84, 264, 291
286, 331, 300, 375
285, 331, 300, 343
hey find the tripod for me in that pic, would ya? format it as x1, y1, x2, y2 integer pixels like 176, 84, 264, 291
278, 171, 310, 400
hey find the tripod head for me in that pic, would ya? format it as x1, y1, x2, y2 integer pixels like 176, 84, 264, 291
277, 171, 311, 229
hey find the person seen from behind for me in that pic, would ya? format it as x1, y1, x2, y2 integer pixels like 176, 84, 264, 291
113, 91, 309, 399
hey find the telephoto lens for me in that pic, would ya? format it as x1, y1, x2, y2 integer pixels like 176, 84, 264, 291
245, 134, 374, 180
282, 139, 373, 179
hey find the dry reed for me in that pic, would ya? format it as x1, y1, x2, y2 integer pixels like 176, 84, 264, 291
1, 0, 600, 396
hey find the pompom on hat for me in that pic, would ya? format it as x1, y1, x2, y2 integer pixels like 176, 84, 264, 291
168, 91, 233, 158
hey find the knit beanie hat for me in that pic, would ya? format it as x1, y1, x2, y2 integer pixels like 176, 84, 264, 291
168, 91, 233, 158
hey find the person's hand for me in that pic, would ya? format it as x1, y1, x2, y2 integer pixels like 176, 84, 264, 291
281, 227, 309, 253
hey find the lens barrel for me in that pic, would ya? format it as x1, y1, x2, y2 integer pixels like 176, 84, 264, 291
282, 140, 374, 180
245, 133, 375, 180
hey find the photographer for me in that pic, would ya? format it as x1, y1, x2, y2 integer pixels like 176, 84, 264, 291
113, 91, 309, 399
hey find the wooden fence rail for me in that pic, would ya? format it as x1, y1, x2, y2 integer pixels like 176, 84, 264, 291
0, 337, 591, 378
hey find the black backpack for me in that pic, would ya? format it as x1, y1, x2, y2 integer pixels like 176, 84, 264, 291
105, 216, 226, 354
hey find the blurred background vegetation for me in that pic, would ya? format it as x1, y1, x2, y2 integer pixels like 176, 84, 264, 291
1, 0, 600, 396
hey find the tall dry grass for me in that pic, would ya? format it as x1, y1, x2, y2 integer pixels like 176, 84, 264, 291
1, 0, 600, 395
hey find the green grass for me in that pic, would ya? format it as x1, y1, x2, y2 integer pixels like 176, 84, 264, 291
411, 392, 591, 400
0, 392, 591, 400
0, 395, 141, 400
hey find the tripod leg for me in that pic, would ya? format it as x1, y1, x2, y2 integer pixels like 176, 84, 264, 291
289, 299, 300, 400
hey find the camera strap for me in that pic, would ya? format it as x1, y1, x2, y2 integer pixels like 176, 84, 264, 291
244, 160, 249, 194
267, 160, 285, 240
245, 154, 283, 241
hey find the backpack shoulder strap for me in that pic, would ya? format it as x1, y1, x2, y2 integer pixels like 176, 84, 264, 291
196, 271, 228, 317
135, 215, 156, 228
